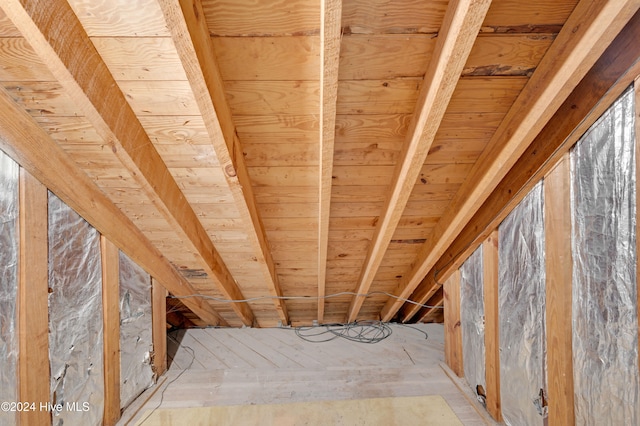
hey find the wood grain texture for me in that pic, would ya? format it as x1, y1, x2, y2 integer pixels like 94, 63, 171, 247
0, 85, 226, 326
463, 35, 554, 76
482, 231, 501, 422
402, 11, 640, 322
317, 0, 342, 323
202, 0, 319, 36
100, 236, 121, 425
152, 279, 168, 377
92, 37, 187, 81
336, 79, 420, 114
342, 0, 447, 34
2, 0, 251, 325
225, 80, 320, 115
66, 0, 170, 36
544, 156, 575, 425
160, 0, 288, 324
18, 168, 50, 426
443, 271, 462, 377
213, 36, 320, 81
348, 0, 492, 325
339, 35, 435, 80
483, 0, 578, 27
380, 0, 640, 322
0, 38, 54, 81
0, 9, 21, 36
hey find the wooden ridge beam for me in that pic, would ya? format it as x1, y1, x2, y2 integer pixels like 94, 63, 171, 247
346, 0, 492, 322
317, 0, 342, 323
401, 9, 640, 322
159, 0, 288, 325
0, 85, 227, 327
2, 0, 253, 326
382, 0, 640, 322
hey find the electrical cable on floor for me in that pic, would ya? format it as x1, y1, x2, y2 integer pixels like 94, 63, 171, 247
284, 320, 430, 344
168, 290, 444, 310
294, 320, 392, 343
137, 331, 196, 425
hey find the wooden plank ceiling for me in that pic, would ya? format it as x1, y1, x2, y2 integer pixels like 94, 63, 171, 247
0, 0, 637, 327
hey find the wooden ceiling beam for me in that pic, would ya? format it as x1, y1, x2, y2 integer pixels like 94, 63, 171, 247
1, 0, 254, 325
400, 9, 640, 323
159, 0, 289, 325
381, 0, 640, 322
317, 0, 342, 323
346, 0, 492, 322
0, 85, 227, 327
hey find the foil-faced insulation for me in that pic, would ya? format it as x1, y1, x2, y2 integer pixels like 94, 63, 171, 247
498, 182, 547, 425
571, 85, 639, 425
119, 251, 154, 409
48, 193, 104, 425
460, 245, 486, 403
0, 150, 19, 426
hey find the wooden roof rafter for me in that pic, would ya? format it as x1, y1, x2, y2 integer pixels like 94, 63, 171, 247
381, 0, 640, 322
401, 9, 640, 322
158, 0, 289, 325
1, 0, 255, 325
317, 0, 342, 323
346, 0, 492, 323
0, 85, 227, 326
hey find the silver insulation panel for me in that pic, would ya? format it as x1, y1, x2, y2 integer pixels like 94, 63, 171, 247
0, 150, 19, 426
459, 245, 486, 402
571, 85, 639, 425
498, 182, 547, 425
119, 251, 154, 409
48, 193, 104, 425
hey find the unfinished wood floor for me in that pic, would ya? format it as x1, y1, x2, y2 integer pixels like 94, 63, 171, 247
119, 324, 492, 425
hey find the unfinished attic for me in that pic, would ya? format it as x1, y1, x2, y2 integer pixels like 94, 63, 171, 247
1, 0, 640, 424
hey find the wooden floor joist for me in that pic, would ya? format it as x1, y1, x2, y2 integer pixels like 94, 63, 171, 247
2, 0, 254, 326
346, 0, 492, 322
381, 0, 640, 322
401, 9, 640, 322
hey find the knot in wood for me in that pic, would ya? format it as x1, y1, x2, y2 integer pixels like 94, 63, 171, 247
225, 164, 237, 177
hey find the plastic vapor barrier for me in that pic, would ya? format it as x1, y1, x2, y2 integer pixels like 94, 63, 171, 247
459, 245, 486, 403
571, 85, 639, 425
0, 151, 19, 426
119, 251, 154, 409
48, 193, 104, 425
498, 182, 546, 425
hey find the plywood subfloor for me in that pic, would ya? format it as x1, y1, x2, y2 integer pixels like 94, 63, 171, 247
135, 395, 463, 426
119, 324, 494, 425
